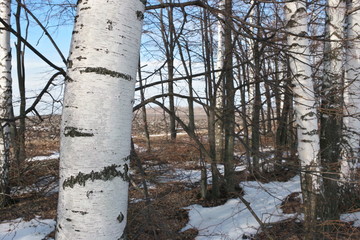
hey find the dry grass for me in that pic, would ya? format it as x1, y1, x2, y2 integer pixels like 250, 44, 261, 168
1, 114, 360, 240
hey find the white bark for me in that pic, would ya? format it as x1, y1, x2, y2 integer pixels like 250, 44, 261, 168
215, 0, 225, 162
324, 0, 346, 79
343, 0, 360, 180
285, 1, 321, 190
285, 2, 322, 236
247, 0, 255, 116
322, 0, 346, 182
56, 0, 145, 239
0, 0, 11, 207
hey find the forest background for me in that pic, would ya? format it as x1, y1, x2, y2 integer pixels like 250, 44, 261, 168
1, 0, 360, 239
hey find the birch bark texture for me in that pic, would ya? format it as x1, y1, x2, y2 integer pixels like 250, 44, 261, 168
285, 1, 322, 238
343, 0, 360, 180
0, 0, 11, 207
215, 0, 225, 163
247, 0, 255, 118
56, 0, 145, 239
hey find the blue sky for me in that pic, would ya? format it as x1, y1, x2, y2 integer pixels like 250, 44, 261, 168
10, 4, 73, 115
9, 1, 207, 115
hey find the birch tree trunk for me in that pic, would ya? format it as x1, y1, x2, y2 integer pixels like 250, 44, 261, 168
246, 1, 255, 172
56, 0, 145, 239
215, 0, 225, 163
0, 0, 11, 208
285, 2, 322, 239
343, 0, 360, 181
247, 0, 255, 120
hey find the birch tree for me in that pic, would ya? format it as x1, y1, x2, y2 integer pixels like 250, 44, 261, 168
285, 1, 322, 239
215, 0, 225, 163
342, 0, 360, 181
56, 0, 145, 239
0, 0, 11, 208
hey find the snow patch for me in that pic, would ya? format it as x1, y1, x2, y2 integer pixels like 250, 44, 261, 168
182, 176, 301, 239
340, 211, 360, 227
27, 152, 59, 162
157, 164, 246, 185
0, 217, 55, 240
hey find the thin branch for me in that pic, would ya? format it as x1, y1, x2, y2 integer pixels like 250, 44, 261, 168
0, 16, 66, 75
16, 0, 67, 64
25, 71, 63, 116
145, 0, 205, 10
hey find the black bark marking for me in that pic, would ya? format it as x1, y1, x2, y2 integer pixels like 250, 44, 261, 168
139, 0, 147, 5
67, 60, 73, 68
76, 56, 87, 61
300, 111, 316, 120
303, 129, 318, 136
63, 159, 130, 189
80, 7, 90, 11
86, 190, 93, 198
71, 210, 88, 215
64, 105, 78, 109
66, 218, 72, 222
136, 11, 144, 20
64, 126, 94, 137
80, 67, 132, 81
106, 20, 113, 30
117, 212, 124, 223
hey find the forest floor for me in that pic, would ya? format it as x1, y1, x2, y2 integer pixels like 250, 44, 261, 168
1, 111, 360, 240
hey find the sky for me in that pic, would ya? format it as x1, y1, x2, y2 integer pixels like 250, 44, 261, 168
7, 0, 233, 120
8, 1, 214, 117
10, 2, 73, 115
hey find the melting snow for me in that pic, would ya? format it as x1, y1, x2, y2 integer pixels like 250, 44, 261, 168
182, 176, 302, 239
27, 152, 59, 162
1, 160, 359, 239
0, 217, 55, 240
341, 212, 360, 227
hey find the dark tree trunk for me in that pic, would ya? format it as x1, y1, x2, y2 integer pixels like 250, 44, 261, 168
223, 0, 235, 193
15, 3, 26, 166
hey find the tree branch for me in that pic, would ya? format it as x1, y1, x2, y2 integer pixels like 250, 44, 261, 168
0, 16, 66, 75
